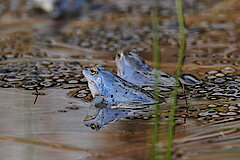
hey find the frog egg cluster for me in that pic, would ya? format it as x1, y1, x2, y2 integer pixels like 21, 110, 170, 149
193, 58, 240, 66
0, 61, 86, 90
187, 67, 240, 100
62, 23, 167, 52
197, 103, 240, 123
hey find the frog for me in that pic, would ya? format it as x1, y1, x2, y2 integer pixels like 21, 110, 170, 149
82, 65, 165, 106
116, 50, 202, 87
116, 50, 176, 87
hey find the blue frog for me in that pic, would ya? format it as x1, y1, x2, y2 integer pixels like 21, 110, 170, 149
83, 65, 165, 106
116, 50, 202, 87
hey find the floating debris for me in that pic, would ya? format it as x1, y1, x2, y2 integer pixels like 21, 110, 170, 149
65, 106, 79, 110
58, 110, 67, 112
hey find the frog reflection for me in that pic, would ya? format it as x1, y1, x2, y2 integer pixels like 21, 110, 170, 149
84, 106, 132, 131
83, 104, 151, 131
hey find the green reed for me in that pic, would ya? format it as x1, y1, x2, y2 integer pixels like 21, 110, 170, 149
151, 0, 161, 160
166, 0, 186, 160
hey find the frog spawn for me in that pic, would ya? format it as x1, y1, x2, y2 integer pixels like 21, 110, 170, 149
0, 61, 86, 90
186, 67, 240, 100
196, 103, 240, 124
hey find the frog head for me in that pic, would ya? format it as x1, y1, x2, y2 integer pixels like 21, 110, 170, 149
82, 65, 114, 97
83, 107, 102, 131
116, 50, 152, 77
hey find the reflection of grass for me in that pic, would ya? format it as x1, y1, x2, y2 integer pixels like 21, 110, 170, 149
166, 0, 186, 159
151, 0, 161, 160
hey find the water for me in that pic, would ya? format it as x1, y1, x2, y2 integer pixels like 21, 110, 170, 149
0, 0, 240, 159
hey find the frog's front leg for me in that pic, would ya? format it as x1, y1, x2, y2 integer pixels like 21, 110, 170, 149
91, 95, 106, 107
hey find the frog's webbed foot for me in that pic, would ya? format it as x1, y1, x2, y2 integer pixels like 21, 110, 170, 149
91, 95, 107, 108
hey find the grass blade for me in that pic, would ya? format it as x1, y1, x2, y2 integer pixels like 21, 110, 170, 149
166, 0, 186, 159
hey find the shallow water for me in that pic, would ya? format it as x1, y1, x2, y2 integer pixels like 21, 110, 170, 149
0, 0, 240, 159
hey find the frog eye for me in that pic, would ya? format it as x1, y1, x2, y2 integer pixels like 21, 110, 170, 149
117, 53, 123, 60
90, 68, 98, 75
90, 123, 99, 131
